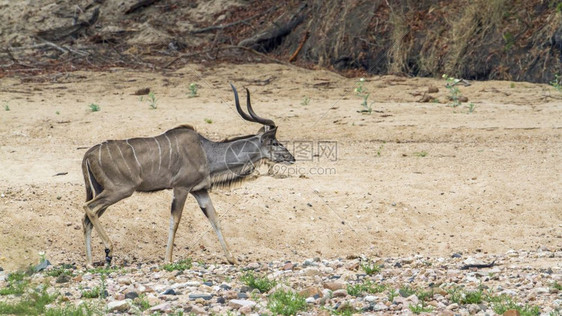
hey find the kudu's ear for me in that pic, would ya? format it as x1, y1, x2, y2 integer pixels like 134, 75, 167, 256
259, 126, 277, 141
258, 125, 277, 134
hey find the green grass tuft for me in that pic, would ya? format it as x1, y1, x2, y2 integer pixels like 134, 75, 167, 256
347, 280, 386, 296
0, 285, 57, 315
162, 258, 192, 272
45, 303, 99, 316
240, 271, 277, 293
409, 303, 434, 314
267, 290, 307, 316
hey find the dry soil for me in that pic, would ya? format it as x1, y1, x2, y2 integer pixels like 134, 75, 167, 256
0, 63, 561, 271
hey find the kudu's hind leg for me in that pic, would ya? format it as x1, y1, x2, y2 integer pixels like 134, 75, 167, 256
82, 215, 94, 266
82, 207, 109, 267
165, 188, 189, 263
192, 189, 238, 264
83, 190, 132, 266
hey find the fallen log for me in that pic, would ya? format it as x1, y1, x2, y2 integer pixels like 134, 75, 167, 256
36, 7, 99, 42
238, 3, 307, 53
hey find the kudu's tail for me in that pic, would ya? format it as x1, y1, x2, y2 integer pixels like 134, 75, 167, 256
82, 158, 103, 201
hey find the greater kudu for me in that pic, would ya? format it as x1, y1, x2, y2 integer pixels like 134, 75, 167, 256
81, 84, 294, 266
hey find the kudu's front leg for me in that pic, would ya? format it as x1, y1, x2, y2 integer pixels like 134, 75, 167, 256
191, 189, 238, 264
165, 188, 189, 263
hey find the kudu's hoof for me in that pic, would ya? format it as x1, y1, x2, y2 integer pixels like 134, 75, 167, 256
105, 248, 113, 266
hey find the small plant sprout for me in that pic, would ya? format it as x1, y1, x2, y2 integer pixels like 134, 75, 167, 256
467, 102, 476, 113
360, 260, 382, 275
442, 74, 464, 107
147, 92, 158, 109
388, 288, 399, 301
413, 151, 428, 157
301, 96, 310, 106
355, 77, 373, 114
188, 83, 198, 98
550, 74, 561, 92
38, 251, 46, 263
204, 118, 213, 124
377, 142, 385, 157
88, 103, 100, 112
3, 102, 9, 111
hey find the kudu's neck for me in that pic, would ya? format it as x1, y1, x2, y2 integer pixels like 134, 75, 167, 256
198, 135, 264, 187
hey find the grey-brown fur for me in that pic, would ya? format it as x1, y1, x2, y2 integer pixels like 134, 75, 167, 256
80, 85, 294, 267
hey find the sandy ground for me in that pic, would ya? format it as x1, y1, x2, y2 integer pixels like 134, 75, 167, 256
0, 63, 561, 271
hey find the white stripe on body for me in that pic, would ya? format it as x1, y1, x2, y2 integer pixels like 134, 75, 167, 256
116, 143, 132, 174
98, 144, 103, 167
126, 139, 142, 169
154, 137, 162, 172
106, 141, 113, 161
164, 134, 173, 169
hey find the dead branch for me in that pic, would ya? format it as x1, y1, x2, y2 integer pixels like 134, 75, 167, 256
42, 41, 68, 54
124, 0, 160, 15
190, 6, 277, 34
161, 45, 293, 69
289, 31, 309, 62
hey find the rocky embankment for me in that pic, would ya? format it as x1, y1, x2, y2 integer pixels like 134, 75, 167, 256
0, 249, 561, 315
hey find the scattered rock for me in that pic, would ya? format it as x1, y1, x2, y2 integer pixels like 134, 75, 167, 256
245, 262, 260, 270
188, 304, 207, 314
107, 300, 130, 312
162, 289, 176, 295
467, 303, 481, 314
503, 309, 521, 316
229, 299, 256, 309
418, 93, 433, 102
427, 86, 439, 93
34, 260, 51, 272
239, 304, 253, 315
299, 286, 321, 298
150, 302, 171, 313
282, 262, 295, 270
14, 249, 560, 315
189, 293, 213, 300
132, 87, 150, 95
323, 281, 345, 291
56, 275, 71, 283
332, 289, 348, 297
